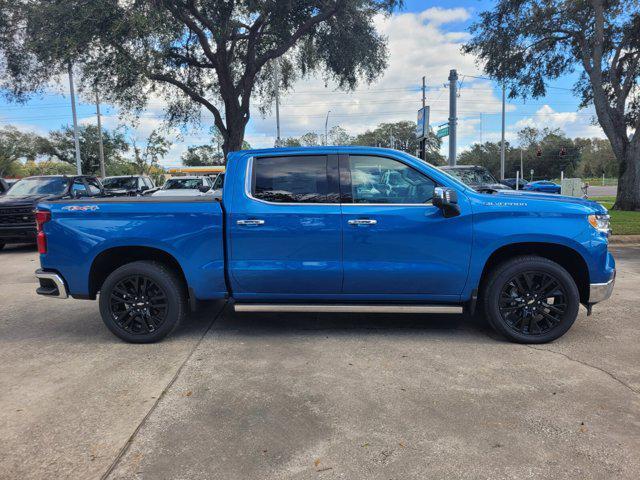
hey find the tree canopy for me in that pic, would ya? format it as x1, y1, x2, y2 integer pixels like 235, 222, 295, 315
463, 0, 640, 209
41, 125, 129, 176
0, 0, 402, 155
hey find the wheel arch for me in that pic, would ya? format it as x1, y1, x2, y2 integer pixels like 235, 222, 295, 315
478, 242, 590, 304
88, 246, 189, 299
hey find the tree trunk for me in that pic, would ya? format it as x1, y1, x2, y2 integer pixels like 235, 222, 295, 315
614, 143, 640, 210
221, 110, 249, 158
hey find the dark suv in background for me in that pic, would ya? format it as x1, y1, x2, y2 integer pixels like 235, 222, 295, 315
0, 175, 103, 250
101, 175, 156, 196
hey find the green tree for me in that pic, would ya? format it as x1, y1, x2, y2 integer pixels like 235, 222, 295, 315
182, 128, 250, 165
352, 121, 443, 162
0, 0, 401, 155
517, 127, 580, 179
182, 145, 224, 166
327, 125, 353, 145
131, 130, 171, 178
460, 128, 580, 180
0, 126, 44, 176
575, 138, 618, 178
463, 1, 640, 210
42, 125, 129, 175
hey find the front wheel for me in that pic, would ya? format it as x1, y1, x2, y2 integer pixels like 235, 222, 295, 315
483, 256, 580, 344
98, 261, 186, 343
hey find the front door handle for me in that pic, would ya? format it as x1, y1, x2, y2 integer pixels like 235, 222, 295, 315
348, 219, 377, 226
237, 219, 265, 226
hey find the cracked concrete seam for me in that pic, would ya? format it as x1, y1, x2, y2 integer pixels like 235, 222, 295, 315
526, 345, 640, 396
99, 302, 228, 480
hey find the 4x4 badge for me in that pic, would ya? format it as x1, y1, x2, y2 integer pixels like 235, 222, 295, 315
61, 205, 100, 212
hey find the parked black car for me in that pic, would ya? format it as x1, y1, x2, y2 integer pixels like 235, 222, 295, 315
0, 175, 103, 250
440, 165, 512, 193
101, 175, 156, 196
500, 177, 527, 190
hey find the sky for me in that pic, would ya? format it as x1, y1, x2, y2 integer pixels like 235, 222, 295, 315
0, 0, 606, 168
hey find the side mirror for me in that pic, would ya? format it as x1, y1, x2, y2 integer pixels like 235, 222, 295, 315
198, 185, 211, 193
433, 187, 461, 218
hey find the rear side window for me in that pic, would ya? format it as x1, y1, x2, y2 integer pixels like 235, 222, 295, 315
252, 156, 331, 203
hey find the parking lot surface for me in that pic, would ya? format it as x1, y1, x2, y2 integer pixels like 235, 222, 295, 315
1, 244, 639, 479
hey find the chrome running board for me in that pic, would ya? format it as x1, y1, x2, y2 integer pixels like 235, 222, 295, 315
233, 304, 463, 314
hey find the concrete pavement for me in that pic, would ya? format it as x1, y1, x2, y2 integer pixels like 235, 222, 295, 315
1, 244, 639, 479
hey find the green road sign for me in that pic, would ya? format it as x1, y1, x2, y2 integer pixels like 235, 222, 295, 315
436, 126, 449, 138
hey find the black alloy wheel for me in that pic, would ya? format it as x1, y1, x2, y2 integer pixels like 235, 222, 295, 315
108, 274, 168, 335
483, 256, 580, 343
498, 271, 567, 336
99, 261, 186, 343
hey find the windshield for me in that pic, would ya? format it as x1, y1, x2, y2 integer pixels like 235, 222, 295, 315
163, 178, 202, 190
445, 168, 498, 186
6, 177, 69, 196
102, 177, 137, 189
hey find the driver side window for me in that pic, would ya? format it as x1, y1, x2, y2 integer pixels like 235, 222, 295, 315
348, 155, 436, 204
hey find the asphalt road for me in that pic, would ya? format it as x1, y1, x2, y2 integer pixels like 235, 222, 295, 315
1, 244, 639, 479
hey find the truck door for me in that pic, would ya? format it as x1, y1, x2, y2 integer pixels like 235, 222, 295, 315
340, 154, 472, 298
228, 154, 343, 296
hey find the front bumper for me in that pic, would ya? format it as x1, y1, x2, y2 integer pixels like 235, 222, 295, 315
589, 270, 615, 304
35, 269, 68, 299
0, 225, 36, 244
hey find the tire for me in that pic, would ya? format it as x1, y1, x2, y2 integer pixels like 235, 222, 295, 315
98, 261, 186, 343
482, 255, 580, 344
0, 242, 5, 251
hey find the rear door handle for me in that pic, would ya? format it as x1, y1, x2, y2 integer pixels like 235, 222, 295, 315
236, 219, 265, 226
348, 219, 377, 226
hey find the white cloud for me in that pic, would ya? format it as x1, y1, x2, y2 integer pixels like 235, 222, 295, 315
514, 104, 605, 141
247, 6, 502, 155
419, 7, 471, 25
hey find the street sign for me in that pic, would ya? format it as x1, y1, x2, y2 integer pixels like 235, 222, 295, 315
436, 126, 449, 138
416, 106, 429, 139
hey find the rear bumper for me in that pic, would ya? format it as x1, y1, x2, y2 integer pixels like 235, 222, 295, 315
589, 270, 615, 304
35, 269, 68, 299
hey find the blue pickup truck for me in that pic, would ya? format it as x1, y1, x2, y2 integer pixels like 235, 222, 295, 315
34, 147, 615, 344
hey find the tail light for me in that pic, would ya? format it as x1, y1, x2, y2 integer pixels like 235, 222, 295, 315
35, 210, 51, 254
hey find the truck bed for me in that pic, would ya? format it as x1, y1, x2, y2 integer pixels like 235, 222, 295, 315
38, 196, 227, 300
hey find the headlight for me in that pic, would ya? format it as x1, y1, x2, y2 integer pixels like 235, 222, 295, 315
588, 214, 611, 235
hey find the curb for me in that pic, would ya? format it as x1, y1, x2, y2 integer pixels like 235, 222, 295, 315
609, 235, 640, 246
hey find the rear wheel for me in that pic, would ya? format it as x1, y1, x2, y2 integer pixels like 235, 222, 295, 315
98, 261, 186, 343
483, 256, 580, 343
0, 242, 5, 251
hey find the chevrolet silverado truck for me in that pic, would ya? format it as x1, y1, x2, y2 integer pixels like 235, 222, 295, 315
34, 147, 615, 344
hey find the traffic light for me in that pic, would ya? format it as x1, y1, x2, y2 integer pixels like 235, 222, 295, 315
536, 147, 542, 157
559, 147, 566, 157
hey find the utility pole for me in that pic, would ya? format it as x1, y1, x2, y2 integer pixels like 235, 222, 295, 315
520, 149, 524, 180
274, 60, 281, 147
95, 90, 106, 178
68, 63, 82, 175
500, 84, 506, 180
448, 69, 458, 166
421, 76, 426, 161
479, 113, 483, 145
324, 110, 331, 146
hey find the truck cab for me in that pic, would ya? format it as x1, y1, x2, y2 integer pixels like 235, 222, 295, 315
34, 147, 615, 344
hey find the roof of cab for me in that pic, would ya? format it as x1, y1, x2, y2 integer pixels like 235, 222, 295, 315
229, 145, 407, 157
